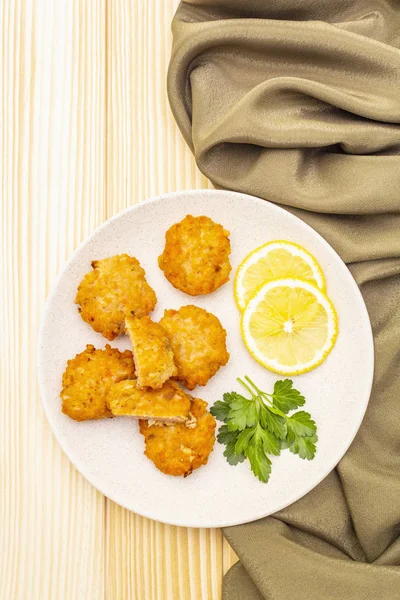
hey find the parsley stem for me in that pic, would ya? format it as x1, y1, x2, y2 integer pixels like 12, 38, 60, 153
243, 375, 264, 396
236, 377, 257, 398
244, 376, 274, 403
266, 403, 287, 419
243, 376, 288, 420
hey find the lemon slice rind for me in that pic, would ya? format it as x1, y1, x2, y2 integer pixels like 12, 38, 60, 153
235, 240, 326, 311
241, 278, 338, 376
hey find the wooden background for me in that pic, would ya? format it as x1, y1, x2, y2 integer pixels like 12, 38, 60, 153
1, 1, 238, 598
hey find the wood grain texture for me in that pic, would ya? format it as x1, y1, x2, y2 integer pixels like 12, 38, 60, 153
1, 2, 106, 599
1, 0, 237, 598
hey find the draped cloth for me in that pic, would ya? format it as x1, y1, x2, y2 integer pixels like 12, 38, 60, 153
167, 2, 400, 598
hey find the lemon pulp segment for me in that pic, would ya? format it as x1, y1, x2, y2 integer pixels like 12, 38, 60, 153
241, 278, 338, 375
235, 241, 326, 311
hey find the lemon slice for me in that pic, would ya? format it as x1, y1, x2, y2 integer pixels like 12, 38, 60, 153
241, 278, 338, 375
235, 241, 326, 311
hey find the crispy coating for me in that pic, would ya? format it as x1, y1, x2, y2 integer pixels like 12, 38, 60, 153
61, 344, 135, 422
108, 379, 191, 424
140, 398, 216, 476
75, 254, 157, 341
126, 315, 177, 389
158, 215, 231, 295
159, 305, 229, 390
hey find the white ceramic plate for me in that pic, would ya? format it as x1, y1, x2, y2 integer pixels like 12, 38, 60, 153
38, 190, 374, 528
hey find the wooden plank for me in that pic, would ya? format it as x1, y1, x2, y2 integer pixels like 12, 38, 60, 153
1, 0, 238, 597
105, 1, 235, 599
0, 1, 107, 598
223, 541, 239, 576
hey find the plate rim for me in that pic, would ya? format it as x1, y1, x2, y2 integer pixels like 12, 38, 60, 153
37, 188, 374, 528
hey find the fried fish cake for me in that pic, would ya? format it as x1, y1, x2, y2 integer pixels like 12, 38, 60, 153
108, 379, 191, 424
159, 305, 229, 390
158, 215, 231, 295
139, 398, 216, 476
75, 254, 157, 341
126, 315, 177, 389
61, 344, 135, 422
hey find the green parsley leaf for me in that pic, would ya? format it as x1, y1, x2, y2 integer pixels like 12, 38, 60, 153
217, 425, 246, 465
260, 406, 287, 440
226, 396, 258, 431
286, 411, 317, 437
258, 426, 281, 456
272, 379, 305, 413
210, 400, 231, 422
214, 375, 317, 481
234, 427, 256, 455
287, 433, 318, 460
223, 391, 243, 404
246, 437, 272, 483
216, 424, 237, 445
286, 412, 318, 460
224, 441, 246, 465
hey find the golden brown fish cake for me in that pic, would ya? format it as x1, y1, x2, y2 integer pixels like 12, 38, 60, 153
108, 379, 191, 424
159, 305, 229, 390
139, 398, 216, 476
75, 254, 157, 341
126, 315, 177, 389
158, 215, 231, 295
61, 344, 135, 422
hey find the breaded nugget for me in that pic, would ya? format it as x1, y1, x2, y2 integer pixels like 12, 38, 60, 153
61, 344, 135, 422
75, 254, 157, 341
125, 315, 177, 389
108, 379, 191, 424
159, 305, 229, 390
158, 215, 231, 295
139, 398, 216, 476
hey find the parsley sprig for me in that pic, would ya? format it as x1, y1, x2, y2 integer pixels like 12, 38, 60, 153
211, 376, 317, 483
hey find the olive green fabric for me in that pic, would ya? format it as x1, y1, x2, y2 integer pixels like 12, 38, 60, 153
167, 2, 400, 598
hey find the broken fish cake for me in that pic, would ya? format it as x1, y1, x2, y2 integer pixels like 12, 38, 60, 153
159, 305, 229, 390
108, 379, 191, 424
139, 398, 216, 477
75, 254, 157, 341
61, 344, 135, 422
158, 215, 231, 295
125, 315, 177, 389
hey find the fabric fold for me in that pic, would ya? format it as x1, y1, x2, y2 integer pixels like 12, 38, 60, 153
168, 1, 400, 598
